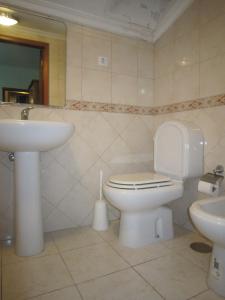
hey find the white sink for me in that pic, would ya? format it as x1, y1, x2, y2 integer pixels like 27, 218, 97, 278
0, 119, 75, 256
0, 119, 74, 152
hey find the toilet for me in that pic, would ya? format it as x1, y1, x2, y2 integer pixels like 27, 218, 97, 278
103, 121, 204, 248
190, 196, 225, 297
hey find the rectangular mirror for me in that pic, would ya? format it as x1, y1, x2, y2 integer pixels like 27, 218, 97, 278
0, 5, 66, 107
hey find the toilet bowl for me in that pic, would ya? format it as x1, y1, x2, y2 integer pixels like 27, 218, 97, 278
104, 172, 183, 247
190, 196, 225, 297
104, 121, 204, 248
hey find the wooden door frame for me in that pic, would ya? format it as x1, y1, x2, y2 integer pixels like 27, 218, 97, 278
0, 34, 49, 105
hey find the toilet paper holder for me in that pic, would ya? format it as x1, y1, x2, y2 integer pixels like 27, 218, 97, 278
198, 165, 224, 196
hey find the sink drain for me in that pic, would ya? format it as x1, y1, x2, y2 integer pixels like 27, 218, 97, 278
190, 242, 212, 253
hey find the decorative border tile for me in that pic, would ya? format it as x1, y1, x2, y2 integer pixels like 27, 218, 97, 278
2, 93, 225, 116
66, 100, 153, 115
66, 93, 225, 115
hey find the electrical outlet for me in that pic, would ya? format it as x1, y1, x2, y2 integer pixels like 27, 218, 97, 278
98, 56, 108, 66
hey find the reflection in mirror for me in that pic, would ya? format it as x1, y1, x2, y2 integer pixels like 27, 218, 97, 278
0, 6, 66, 107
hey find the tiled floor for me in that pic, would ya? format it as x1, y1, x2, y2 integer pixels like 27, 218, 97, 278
1, 221, 224, 300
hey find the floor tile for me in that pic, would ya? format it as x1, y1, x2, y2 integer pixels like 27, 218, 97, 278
191, 289, 225, 300
134, 253, 207, 300
110, 239, 172, 266
62, 243, 129, 283
78, 268, 163, 300
2, 254, 73, 300
2, 233, 58, 265
30, 286, 82, 300
97, 220, 119, 242
176, 246, 211, 272
163, 232, 210, 251
52, 226, 104, 252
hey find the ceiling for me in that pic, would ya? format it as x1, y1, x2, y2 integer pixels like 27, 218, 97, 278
1, 0, 193, 41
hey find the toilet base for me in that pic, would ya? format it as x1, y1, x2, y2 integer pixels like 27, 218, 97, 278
208, 244, 225, 297
119, 206, 174, 248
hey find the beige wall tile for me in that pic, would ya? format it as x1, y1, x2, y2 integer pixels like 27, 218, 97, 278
174, 29, 199, 67
112, 74, 137, 105
174, 0, 200, 39
173, 64, 199, 102
66, 67, 82, 100
82, 69, 111, 102
200, 14, 225, 62
199, 0, 225, 25
83, 35, 111, 71
155, 43, 174, 78
138, 45, 154, 79
200, 53, 225, 97
154, 74, 173, 106
67, 26, 83, 68
138, 77, 154, 106
112, 36, 138, 76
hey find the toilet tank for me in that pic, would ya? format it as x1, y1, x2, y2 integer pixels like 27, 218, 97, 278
154, 121, 204, 179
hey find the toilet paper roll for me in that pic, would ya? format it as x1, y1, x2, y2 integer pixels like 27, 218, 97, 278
198, 180, 218, 196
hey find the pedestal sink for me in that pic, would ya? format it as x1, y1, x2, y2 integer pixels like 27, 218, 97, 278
0, 119, 74, 256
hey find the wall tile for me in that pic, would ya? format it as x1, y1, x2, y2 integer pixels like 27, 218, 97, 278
82, 69, 111, 103
138, 77, 154, 106
155, 73, 173, 106
174, 29, 199, 67
112, 74, 137, 105
174, 0, 200, 39
173, 63, 199, 102
199, 0, 225, 25
155, 43, 174, 78
138, 45, 154, 79
112, 35, 138, 76
83, 35, 111, 71
200, 53, 225, 97
66, 66, 82, 100
200, 14, 225, 62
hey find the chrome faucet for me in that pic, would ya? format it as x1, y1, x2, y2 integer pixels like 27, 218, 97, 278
21, 106, 34, 120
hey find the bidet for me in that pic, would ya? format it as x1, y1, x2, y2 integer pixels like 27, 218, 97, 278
190, 197, 225, 297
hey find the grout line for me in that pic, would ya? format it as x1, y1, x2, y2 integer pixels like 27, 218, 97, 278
52, 238, 85, 300
186, 288, 209, 300
23, 285, 75, 300
132, 266, 166, 300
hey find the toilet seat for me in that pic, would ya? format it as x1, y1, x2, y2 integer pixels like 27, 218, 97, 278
107, 172, 173, 190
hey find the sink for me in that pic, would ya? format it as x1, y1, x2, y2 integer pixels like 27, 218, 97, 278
0, 119, 75, 256
0, 119, 74, 152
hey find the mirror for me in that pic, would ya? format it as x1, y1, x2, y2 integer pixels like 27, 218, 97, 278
0, 5, 66, 107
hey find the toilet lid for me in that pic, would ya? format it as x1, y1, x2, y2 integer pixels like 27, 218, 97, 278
107, 172, 172, 190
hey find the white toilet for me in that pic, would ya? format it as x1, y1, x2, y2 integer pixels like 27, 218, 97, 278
103, 121, 204, 248
190, 196, 225, 297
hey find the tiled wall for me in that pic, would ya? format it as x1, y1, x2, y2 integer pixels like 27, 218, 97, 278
154, 0, 225, 106
66, 24, 154, 107
0, 105, 154, 239
1, 0, 225, 239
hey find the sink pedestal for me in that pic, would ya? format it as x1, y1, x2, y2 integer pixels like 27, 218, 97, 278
15, 152, 44, 256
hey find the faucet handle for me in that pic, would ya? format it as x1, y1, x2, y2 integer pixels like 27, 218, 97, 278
21, 106, 34, 120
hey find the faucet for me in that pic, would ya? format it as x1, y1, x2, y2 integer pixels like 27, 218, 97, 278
21, 106, 34, 120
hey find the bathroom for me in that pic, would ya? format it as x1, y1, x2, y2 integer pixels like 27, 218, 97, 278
0, 0, 225, 299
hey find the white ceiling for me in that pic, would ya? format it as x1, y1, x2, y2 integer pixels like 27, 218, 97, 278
1, 0, 193, 41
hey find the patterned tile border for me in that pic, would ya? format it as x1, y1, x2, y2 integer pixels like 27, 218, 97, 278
66, 93, 225, 115
1, 93, 225, 116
